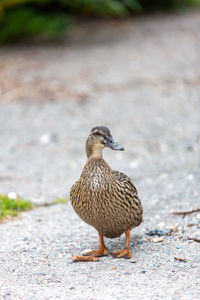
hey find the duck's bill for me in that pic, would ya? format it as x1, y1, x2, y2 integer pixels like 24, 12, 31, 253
106, 137, 124, 151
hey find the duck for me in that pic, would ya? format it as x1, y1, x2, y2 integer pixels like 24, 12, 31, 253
70, 126, 143, 259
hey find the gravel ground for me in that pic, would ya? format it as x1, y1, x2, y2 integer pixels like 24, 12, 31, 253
0, 11, 200, 300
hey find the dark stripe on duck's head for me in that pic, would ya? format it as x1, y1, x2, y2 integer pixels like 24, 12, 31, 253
90, 126, 112, 138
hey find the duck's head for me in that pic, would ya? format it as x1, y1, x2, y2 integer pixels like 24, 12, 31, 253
86, 126, 124, 158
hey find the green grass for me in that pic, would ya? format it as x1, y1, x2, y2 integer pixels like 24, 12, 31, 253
0, 194, 33, 221
0, 194, 67, 222
52, 198, 68, 205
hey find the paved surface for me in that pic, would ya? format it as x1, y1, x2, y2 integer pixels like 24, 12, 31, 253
0, 11, 200, 300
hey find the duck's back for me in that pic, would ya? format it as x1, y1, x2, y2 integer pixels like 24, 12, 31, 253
70, 158, 143, 238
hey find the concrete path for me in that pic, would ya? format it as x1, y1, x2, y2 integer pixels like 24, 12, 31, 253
0, 11, 200, 300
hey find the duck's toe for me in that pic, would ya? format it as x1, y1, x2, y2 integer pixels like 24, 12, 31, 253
83, 248, 108, 257
111, 248, 132, 259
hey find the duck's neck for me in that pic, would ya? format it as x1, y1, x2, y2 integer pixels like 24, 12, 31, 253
86, 137, 104, 159
86, 144, 103, 159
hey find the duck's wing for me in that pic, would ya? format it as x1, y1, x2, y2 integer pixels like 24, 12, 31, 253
112, 170, 138, 194
112, 170, 143, 225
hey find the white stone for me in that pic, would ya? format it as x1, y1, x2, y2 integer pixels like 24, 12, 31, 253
81, 249, 92, 255
39, 134, 51, 144
7, 192, 17, 199
157, 222, 165, 228
188, 174, 194, 181
129, 160, 140, 169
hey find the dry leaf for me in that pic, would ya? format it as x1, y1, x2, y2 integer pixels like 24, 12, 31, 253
71, 255, 100, 262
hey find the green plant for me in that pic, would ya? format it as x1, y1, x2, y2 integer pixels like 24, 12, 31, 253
52, 197, 68, 205
0, 0, 200, 43
139, 0, 200, 11
0, 3, 69, 43
0, 194, 33, 221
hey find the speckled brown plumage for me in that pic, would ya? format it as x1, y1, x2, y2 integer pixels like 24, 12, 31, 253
70, 126, 143, 258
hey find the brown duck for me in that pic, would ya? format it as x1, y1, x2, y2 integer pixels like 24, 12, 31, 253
70, 126, 143, 258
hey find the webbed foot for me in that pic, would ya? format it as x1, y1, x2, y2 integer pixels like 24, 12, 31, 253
111, 248, 132, 259
83, 248, 108, 257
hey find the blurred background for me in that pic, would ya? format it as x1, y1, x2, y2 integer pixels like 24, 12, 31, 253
0, 0, 200, 43
0, 0, 200, 216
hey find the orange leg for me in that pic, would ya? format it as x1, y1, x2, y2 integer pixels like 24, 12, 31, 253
83, 232, 108, 257
111, 228, 132, 259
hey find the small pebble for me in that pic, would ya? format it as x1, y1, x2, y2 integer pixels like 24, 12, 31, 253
137, 240, 143, 245
81, 249, 92, 255
176, 246, 181, 249
40, 134, 51, 144
152, 236, 164, 243
157, 222, 165, 228
39, 134, 58, 145
129, 160, 140, 169
188, 174, 194, 181
146, 229, 169, 236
